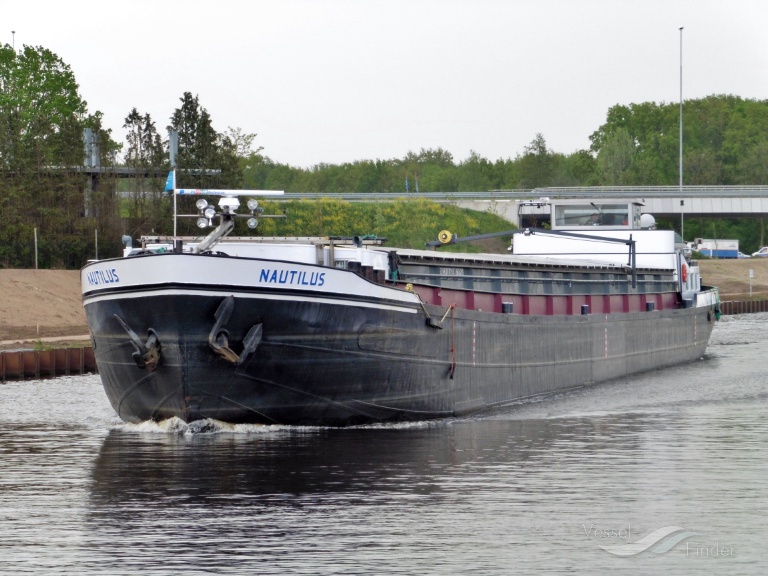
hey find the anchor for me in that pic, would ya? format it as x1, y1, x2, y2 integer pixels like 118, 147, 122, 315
209, 295, 262, 365
114, 315, 162, 371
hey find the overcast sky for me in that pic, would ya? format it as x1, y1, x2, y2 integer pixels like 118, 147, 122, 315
5, 0, 768, 167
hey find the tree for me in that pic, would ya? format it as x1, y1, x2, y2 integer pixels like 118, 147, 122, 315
517, 133, 555, 188
0, 44, 87, 170
168, 92, 240, 188
736, 140, 768, 184
123, 108, 167, 234
596, 127, 635, 184
591, 102, 676, 184
457, 150, 496, 191
684, 149, 721, 184
0, 43, 121, 267
404, 147, 455, 168
558, 150, 598, 186
223, 126, 263, 159
590, 95, 768, 186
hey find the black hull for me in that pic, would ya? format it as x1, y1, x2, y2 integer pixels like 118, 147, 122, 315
85, 289, 716, 426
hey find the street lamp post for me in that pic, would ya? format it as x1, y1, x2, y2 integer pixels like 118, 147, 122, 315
679, 26, 684, 241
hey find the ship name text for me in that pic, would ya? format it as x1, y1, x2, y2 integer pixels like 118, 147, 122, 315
259, 268, 326, 287
86, 268, 120, 286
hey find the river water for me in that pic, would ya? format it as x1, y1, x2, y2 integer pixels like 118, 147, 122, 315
1, 313, 766, 575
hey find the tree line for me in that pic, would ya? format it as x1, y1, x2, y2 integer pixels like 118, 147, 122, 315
3, 43, 768, 267
247, 96, 768, 192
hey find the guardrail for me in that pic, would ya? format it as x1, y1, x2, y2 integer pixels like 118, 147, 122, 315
277, 185, 768, 201
280, 191, 531, 201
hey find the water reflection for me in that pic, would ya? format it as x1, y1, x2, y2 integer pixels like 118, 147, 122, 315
88, 414, 653, 507
82, 404, 768, 575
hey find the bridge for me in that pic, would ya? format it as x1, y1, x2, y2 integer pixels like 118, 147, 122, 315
280, 186, 768, 226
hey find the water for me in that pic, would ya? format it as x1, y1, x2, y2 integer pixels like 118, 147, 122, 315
1, 314, 767, 575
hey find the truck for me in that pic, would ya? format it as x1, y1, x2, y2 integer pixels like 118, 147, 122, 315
689, 238, 739, 259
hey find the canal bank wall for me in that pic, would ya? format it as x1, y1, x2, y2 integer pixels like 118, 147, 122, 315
1, 347, 96, 381
718, 299, 768, 315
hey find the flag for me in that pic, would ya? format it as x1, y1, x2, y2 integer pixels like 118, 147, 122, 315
164, 170, 176, 193
405, 176, 409, 192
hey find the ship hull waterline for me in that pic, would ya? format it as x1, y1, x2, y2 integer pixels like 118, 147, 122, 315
84, 281, 717, 426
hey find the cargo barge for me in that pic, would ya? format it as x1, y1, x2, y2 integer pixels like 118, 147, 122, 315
81, 189, 720, 425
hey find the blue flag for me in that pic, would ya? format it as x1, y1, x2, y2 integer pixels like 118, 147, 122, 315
164, 170, 175, 192
405, 176, 409, 192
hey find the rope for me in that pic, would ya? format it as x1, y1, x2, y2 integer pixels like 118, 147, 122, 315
449, 305, 456, 379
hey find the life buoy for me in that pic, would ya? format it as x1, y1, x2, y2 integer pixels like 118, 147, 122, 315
681, 264, 688, 283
